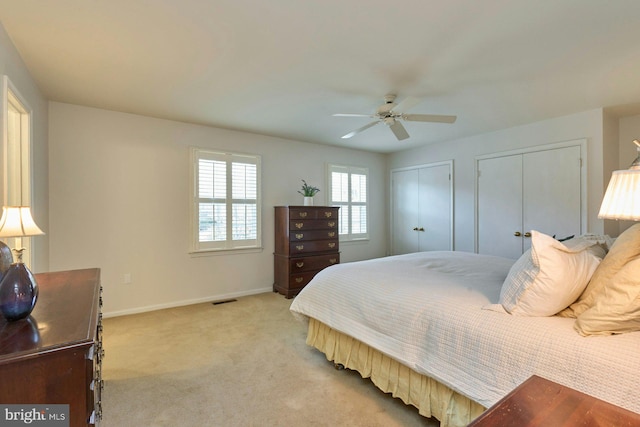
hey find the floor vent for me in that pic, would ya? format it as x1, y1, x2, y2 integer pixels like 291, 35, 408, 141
212, 299, 237, 306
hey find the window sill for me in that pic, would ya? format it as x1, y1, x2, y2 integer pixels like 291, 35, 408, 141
339, 238, 370, 245
189, 247, 264, 257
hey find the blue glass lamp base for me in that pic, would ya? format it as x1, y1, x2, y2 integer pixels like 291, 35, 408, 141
0, 263, 39, 321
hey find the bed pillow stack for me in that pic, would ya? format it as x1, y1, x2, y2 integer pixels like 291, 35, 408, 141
561, 223, 640, 336
499, 231, 603, 316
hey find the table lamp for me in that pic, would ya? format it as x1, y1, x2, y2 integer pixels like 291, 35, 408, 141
0, 206, 45, 321
599, 140, 640, 221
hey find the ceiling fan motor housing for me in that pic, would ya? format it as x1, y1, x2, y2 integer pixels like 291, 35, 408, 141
377, 102, 397, 117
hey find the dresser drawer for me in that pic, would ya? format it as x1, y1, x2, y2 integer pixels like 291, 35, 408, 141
289, 208, 338, 220
291, 254, 340, 272
289, 219, 338, 231
288, 271, 320, 289
290, 240, 338, 254
290, 229, 338, 242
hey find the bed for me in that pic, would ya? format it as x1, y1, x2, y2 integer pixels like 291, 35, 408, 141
289, 228, 640, 427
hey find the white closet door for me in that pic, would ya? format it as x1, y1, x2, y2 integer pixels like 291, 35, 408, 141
391, 163, 452, 255
418, 164, 451, 251
523, 146, 582, 248
392, 168, 420, 254
478, 144, 583, 259
477, 155, 523, 259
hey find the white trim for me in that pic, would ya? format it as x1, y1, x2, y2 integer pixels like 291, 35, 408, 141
2, 76, 34, 206
189, 246, 263, 256
103, 287, 273, 318
1, 75, 37, 268
327, 163, 370, 241
189, 147, 262, 253
475, 138, 588, 161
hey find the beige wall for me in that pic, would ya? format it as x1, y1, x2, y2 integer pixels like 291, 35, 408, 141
615, 114, 640, 234
0, 23, 49, 272
4, 18, 637, 317
388, 109, 608, 253
602, 110, 620, 237
48, 102, 387, 316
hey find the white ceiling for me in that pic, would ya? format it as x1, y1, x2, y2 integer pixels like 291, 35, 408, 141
1, 0, 640, 153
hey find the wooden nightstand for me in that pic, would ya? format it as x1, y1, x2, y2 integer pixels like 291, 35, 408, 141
469, 375, 640, 426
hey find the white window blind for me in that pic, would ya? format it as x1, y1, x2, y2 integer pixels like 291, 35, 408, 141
192, 149, 261, 252
329, 164, 369, 241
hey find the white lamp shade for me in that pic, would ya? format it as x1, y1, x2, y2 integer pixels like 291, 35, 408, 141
598, 170, 640, 220
0, 206, 45, 237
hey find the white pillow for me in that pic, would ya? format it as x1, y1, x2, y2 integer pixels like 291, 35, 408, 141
500, 231, 601, 316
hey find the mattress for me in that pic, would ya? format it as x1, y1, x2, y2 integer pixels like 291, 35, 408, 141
290, 251, 640, 414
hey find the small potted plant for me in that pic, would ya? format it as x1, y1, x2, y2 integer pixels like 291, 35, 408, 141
298, 180, 320, 206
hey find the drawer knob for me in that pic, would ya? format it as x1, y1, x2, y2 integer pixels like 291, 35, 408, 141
328, 242, 336, 248
295, 233, 304, 240
296, 262, 304, 268
328, 221, 336, 227
324, 212, 333, 218
329, 258, 337, 264
295, 222, 303, 229
327, 232, 335, 238
299, 212, 308, 218
296, 245, 304, 251
295, 277, 303, 283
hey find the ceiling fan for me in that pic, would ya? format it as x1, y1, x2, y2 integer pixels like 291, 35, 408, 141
333, 94, 457, 141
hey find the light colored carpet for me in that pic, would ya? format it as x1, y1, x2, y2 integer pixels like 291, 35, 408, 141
100, 292, 440, 426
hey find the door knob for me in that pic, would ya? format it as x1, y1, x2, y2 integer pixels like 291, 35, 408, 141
418, 227, 425, 232
413, 227, 419, 231
524, 232, 532, 238
514, 231, 521, 236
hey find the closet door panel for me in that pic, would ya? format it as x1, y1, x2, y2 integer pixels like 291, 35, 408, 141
391, 163, 452, 255
523, 146, 582, 249
391, 168, 419, 254
418, 164, 451, 251
477, 155, 523, 259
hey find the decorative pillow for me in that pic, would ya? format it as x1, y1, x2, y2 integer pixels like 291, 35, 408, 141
574, 255, 640, 336
563, 236, 607, 260
500, 231, 601, 316
559, 223, 640, 318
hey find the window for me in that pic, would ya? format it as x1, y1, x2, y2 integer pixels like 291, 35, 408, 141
2, 76, 34, 267
328, 164, 368, 241
191, 148, 261, 252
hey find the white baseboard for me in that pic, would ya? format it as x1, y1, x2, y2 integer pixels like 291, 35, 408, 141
103, 286, 274, 318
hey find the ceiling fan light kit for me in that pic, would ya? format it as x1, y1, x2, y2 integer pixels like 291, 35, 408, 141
334, 94, 457, 141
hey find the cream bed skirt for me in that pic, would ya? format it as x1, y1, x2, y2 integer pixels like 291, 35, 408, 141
306, 318, 486, 427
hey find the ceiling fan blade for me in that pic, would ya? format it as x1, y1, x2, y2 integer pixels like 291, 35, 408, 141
402, 114, 457, 123
333, 113, 374, 118
389, 120, 410, 141
341, 121, 379, 139
391, 96, 421, 114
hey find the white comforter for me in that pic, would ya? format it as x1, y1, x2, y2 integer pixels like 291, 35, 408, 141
290, 251, 640, 413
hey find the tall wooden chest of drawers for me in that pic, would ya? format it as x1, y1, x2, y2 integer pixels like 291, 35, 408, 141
274, 206, 340, 298
0, 268, 103, 426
